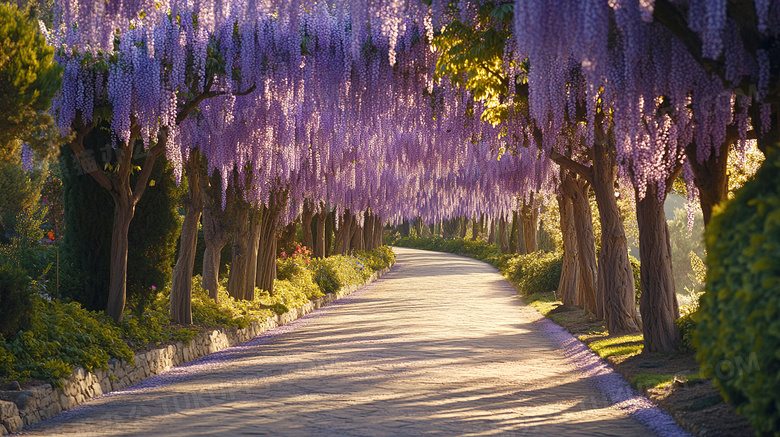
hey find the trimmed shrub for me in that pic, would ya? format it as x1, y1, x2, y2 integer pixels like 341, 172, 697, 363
695, 150, 780, 436
0, 261, 31, 337
505, 252, 563, 295
277, 257, 322, 300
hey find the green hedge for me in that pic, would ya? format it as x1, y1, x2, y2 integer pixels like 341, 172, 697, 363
504, 252, 562, 295
695, 150, 780, 436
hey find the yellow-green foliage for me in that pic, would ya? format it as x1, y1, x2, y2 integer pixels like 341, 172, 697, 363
696, 149, 780, 436
1, 298, 133, 385
355, 246, 396, 271
121, 291, 196, 348
277, 257, 323, 300
192, 275, 274, 322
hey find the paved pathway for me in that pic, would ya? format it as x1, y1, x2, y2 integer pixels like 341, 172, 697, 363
23, 247, 655, 436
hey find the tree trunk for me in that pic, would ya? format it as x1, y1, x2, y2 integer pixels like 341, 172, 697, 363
563, 175, 599, 315
522, 199, 539, 253
301, 202, 314, 252
255, 200, 282, 296
592, 141, 641, 333
336, 210, 352, 254
350, 214, 364, 251
428, 222, 435, 236
471, 218, 479, 241
374, 216, 383, 247
315, 208, 327, 258
201, 171, 232, 302
245, 208, 263, 300
170, 156, 204, 324
499, 216, 510, 253
362, 212, 374, 251
487, 218, 496, 244
636, 183, 680, 353
228, 202, 252, 300
557, 190, 579, 306
509, 212, 518, 253
459, 217, 468, 239
413, 217, 423, 237
516, 208, 526, 254
106, 196, 134, 323
324, 211, 334, 257
686, 141, 730, 227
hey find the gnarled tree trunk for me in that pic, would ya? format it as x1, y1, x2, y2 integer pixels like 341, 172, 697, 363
471, 217, 479, 240
636, 183, 679, 353
557, 188, 579, 307
499, 216, 510, 253
228, 201, 252, 300
324, 210, 334, 257
487, 218, 496, 244
516, 208, 527, 254
563, 175, 599, 315
336, 210, 352, 254
170, 154, 204, 324
592, 141, 641, 333
245, 208, 263, 300
374, 216, 383, 247
686, 140, 730, 227
315, 207, 327, 258
459, 217, 468, 239
255, 198, 283, 296
362, 212, 375, 251
202, 170, 232, 302
301, 202, 314, 251
521, 199, 539, 253
350, 214, 364, 251
413, 217, 423, 237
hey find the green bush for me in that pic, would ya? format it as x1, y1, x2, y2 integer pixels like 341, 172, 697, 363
119, 290, 196, 348
695, 149, 780, 436
676, 305, 697, 353
505, 252, 563, 295
0, 261, 31, 337
276, 257, 322, 300
629, 255, 642, 305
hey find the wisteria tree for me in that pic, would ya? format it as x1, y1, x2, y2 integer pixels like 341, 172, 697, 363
432, 2, 641, 334
49, 5, 254, 323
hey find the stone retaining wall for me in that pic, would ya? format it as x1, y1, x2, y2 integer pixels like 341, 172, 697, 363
0, 265, 392, 436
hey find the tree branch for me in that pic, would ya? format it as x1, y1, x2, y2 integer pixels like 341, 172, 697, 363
550, 150, 593, 182
132, 128, 167, 203
176, 84, 258, 124
70, 112, 113, 192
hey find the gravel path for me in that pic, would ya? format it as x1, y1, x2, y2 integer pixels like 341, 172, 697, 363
20, 247, 684, 436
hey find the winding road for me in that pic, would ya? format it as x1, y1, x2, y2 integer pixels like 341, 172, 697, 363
22, 247, 662, 436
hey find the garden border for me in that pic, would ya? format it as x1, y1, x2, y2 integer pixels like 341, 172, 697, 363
0, 263, 393, 436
